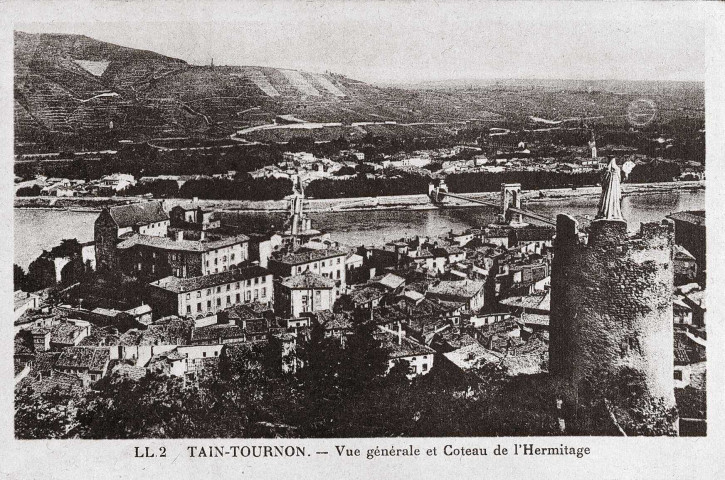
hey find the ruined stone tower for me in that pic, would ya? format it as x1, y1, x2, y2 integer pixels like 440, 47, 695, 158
549, 162, 675, 408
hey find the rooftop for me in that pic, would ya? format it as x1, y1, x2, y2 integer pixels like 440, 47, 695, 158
151, 266, 270, 294
280, 271, 336, 289
499, 291, 551, 312
274, 248, 347, 266
373, 273, 406, 290
117, 232, 250, 253
56, 347, 110, 372
380, 333, 436, 359
668, 210, 705, 227
427, 280, 485, 299
107, 201, 168, 228
192, 324, 246, 342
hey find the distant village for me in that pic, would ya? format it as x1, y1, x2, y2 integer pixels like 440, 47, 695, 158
15, 128, 705, 200
14, 160, 707, 435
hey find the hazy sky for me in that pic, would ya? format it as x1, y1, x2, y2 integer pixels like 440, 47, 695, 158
16, 1, 709, 84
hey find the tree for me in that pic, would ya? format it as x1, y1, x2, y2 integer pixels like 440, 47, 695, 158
15, 386, 76, 439
14, 263, 27, 291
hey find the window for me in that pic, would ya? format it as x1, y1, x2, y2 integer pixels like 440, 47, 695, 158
207, 300, 211, 309
215, 258, 218, 265
223, 255, 227, 262
254, 277, 259, 285
422, 363, 428, 372
322, 261, 326, 267
186, 293, 191, 300
236, 293, 240, 302
674, 370, 683, 380
315, 290, 321, 304
226, 296, 231, 305
261, 287, 266, 297
203, 352, 207, 358
337, 270, 341, 279
217, 298, 221, 306
247, 280, 252, 287
231, 254, 235, 261
337, 258, 341, 264
226, 284, 231, 291
245, 291, 251, 302
197, 303, 202, 312
297, 266, 302, 273
197, 291, 201, 298
206, 289, 211, 295
186, 305, 191, 314
236, 282, 240, 289
254, 289, 259, 300
217, 287, 221, 293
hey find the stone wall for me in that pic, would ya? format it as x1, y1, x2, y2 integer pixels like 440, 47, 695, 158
550, 214, 675, 407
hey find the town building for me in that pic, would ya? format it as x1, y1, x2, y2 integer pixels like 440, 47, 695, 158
116, 231, 250, 279
275, 271, 336, 317
379, 328, 436, 378
427, 279, 485, 312
94, 201, 170, 271
55, 346, 110, 382
268, 248, 347, 295
148, 266, 273, 318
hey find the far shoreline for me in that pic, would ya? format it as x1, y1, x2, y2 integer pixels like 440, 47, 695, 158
13, 180, 705, 215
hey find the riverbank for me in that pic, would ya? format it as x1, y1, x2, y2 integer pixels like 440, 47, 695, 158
14, 180, 704, 214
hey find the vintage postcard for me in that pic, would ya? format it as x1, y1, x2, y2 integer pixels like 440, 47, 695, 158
2, 1, 723, 479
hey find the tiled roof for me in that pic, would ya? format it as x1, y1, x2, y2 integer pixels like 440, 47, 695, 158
225, 302, 271, 321
56, 347, 109, 372
192, 324, 246, 342
50, 322, 85, 345
33, 372, 85, 395
380, 334, 436, 359
108, 201, 168, 228
112, 363, 147, 381
444, 343, 502, 371
275, 248, 347, 266
374, 273, 406, 290
428, 280, 485, 299
500, 291, 550, 312
520, 312, 550, 326
350, 285, 387, 304
316, 310, 354, 330
117, 232, 249, 252
280, 271, 335, 289
668, 210, 705, 227
151, 266, 271, 294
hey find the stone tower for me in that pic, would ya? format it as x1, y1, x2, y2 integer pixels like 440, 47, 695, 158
549, 163, 675, 408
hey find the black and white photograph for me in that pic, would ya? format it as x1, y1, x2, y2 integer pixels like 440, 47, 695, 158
3, 0, 724, 477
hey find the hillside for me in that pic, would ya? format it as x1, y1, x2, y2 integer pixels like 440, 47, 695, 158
15, 32, 498, 144
14, 31, 703, 150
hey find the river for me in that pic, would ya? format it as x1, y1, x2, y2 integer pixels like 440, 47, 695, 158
14, 190, 705, 269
